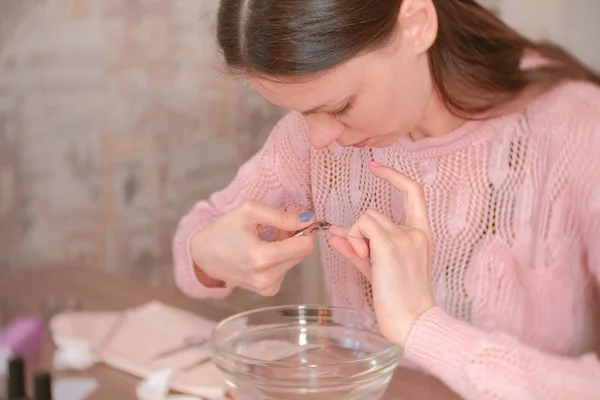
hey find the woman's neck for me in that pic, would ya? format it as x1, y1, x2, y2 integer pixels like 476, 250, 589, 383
410, 90, 466, 140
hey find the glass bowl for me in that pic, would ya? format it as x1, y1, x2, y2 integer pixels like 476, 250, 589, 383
212, 305, 401, 400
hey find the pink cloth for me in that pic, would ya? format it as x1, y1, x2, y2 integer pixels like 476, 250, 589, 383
50, 302, 225, 398
172, 81, 600, 399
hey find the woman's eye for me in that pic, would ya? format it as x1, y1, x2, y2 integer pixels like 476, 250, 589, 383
329, 102, 353, 119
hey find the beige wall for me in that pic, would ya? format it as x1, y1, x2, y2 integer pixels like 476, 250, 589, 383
499, 0, 600, 71
562, 0, 600, 71
0, 0, 323, 311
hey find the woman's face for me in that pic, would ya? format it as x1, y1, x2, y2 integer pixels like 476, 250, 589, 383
248, 0, 452, 149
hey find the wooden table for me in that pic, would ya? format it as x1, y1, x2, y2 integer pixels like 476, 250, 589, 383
0, 267, 460, 399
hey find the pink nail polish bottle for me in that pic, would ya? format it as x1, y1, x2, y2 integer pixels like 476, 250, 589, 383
0, 317, 45, 374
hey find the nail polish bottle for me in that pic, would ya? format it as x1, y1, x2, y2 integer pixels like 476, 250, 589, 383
6, 356, 28, 400
0, 318, 45, 362
32, 372, 52, 400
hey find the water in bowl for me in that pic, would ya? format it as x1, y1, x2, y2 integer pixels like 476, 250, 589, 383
221, 324, 396, 400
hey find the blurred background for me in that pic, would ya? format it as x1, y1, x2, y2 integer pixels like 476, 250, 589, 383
0, 0, 598, 312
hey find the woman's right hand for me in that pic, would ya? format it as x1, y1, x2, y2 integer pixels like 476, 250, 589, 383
189, 200, 317, 296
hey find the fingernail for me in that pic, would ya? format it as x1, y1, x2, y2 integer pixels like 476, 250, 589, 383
298, 211, 314, 222
369, 161, 382, 168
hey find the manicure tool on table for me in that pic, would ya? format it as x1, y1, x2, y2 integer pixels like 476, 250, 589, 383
149, 336, 211, 372
292, 221, 332, 237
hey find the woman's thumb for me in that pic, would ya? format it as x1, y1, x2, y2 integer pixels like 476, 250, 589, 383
246, 201, 315, 231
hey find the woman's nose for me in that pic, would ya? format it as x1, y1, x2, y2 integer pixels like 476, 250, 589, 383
304, 114, 346, 149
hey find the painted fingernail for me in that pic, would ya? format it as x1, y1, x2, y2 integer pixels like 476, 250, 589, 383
298, 211, 314, 222
369, 161, 382, 167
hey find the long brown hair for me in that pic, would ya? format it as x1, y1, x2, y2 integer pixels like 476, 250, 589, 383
217, 0, 600, 118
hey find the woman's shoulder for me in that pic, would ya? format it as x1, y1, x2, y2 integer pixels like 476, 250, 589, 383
267, 111, 310, 141
527, 81, 600, 123
516, 81, 600, 149
261, 111, 311, 153
521, 81, 600, 172
272, 111, 309, 134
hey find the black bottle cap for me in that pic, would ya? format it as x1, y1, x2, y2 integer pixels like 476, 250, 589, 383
33, 371, 52, 400
7, 356, 26, 399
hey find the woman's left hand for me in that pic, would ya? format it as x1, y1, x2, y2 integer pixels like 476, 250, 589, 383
329, 161, 436, 347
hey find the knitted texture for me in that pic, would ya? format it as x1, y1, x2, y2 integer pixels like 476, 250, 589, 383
173, 82, 600, 399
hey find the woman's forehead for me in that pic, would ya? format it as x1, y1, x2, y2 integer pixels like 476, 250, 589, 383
248, 55, 372, 107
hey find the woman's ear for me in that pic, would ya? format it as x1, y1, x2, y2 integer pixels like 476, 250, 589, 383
397, 0, 438, 55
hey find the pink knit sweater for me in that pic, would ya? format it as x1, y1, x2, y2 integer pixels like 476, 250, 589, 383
173, 81, 600, 399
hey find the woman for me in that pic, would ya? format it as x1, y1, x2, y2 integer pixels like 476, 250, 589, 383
173, 0, 600, 398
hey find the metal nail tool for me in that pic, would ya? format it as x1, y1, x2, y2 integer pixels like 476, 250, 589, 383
149, 336, 212, 371
150, 336, 209, 361
292, 221, 332, 237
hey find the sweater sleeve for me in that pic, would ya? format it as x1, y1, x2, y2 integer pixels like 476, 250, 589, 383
172, 112, 313, 299
403, 308, 600, 400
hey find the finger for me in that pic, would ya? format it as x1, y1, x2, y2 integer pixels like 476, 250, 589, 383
256, 274, 286, 297
277, 206, 291, 241
329, 224, 369, 259
277, 205, 301, 240
252, 235, 315, 267
347, 213, 392, 260
252, 258, 301, 295
276, 229, 290, 241
329, 210, 397, 236
369, 162, 430, 232
271, 257, 304, 276
328, 236, 372, 281
329, 225, 349, 238
363, 208, 398, 232
248, 272, 279, 296
239, 200, 316, 231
